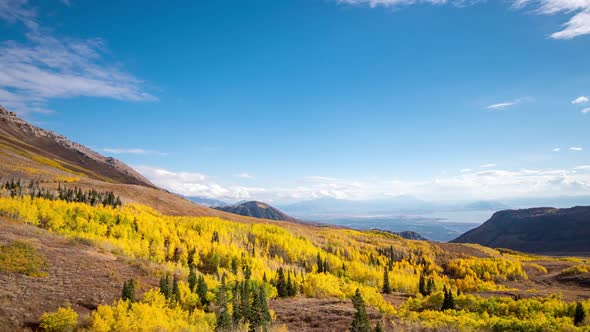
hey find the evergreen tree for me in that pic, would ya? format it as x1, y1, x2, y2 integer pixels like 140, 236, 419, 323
172, 275, 181, 304
160, 274, 171, 299
121, 279, 136, 302
197, 275, 209, 310
249, 285, 271, 332
382, 268, 392, 294
188, 268, 198, 292
426, 278, 435, 295
317, 253, 323, 273
240, 281, 251, 323
276, 267, 288, 298
215, 277, 232, 331
232, 282, 242, 326
350, 288, 371, 332
575, 302, 586, 326
323, 258, 330, 273
287, 271, 297, 297
418, 272, 426, 296
441, 286, 455, 311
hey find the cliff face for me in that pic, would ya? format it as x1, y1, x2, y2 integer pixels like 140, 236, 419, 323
452, 206, 590, 253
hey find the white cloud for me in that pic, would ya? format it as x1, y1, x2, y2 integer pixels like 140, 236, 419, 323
235, 173, 255, 179
135, 165, 590, 203
552, 147, 561, 152
338, 0, 590, 39
0, 0, 154, 115
486, 102, 516, 110
569, 147, 583, 151
486, 97, 533, 110
134, 165, 265, 200
103, 148, 167, 156
572, 96, 589, 104
582, 107, 590, 114
479, 163, 497, 168
460, 168, 473, 173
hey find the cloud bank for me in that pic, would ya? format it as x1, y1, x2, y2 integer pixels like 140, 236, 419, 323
135, 165, 590, 203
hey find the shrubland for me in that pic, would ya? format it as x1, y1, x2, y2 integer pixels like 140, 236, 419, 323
0, 192, 588, 331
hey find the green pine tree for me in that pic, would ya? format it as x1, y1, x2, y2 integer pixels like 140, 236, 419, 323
188, 268, 198, 292
172, 275, 181, 304
197, 275, 209, 310
317, 253, 323, 273
232, 282, 242, 326
575, 302, 586, 326
121, 279, 136, 302
160, 274, 171, 299
276, 267, 288, 298
418, 272, 426, 296
382, 268, 392, 294
215, 277, 232, 331
350, 288, 371, 332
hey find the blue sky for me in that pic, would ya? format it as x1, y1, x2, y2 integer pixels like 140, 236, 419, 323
1, 0, 590, 203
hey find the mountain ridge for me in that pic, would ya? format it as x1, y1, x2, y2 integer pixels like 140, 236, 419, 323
0, 105, 154, 187
215, 200, 299, 222
451, 206, 590, 254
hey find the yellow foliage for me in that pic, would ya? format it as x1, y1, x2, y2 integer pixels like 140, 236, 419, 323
0, 240, 46, 277
39, 305, 78, 332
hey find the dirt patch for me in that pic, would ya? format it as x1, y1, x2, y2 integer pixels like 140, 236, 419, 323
0, 218, 157, 332
271, 297, 388, 332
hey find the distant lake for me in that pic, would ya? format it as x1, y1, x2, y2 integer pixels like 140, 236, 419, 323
297, 210, 494, 242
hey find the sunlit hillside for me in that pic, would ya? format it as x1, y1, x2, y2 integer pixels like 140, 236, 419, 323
1, 186, 589, 331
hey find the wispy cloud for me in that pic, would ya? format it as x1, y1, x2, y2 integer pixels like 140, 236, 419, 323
552, 147, 561, 152
460, 168, 473, 173
103, 148, 167, 156
337, 0, 590, 39
582, 107, 590, 114
487, 102, 517, 110
235, 173, 255, 179
479, 163, 497, 168
569, 147, 583, 151
486, 97, 533, 110
0, 0, 155, 115
572, 96, 589, 104
574, 165, 590, 170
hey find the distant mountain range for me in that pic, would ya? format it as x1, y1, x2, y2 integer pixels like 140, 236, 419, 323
278, 196, 432, 216
452, 206, 590, 254
214, 201, 299, 222
188, 196, 228, 207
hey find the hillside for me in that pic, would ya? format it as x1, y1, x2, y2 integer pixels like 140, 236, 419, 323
0, 106, 153, 187
0, 105, 291, 224
452, 206, 590, 254
215, 201, 299, 222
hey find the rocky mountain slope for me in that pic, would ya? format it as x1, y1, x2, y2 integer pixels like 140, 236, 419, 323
452, 206, 590, 254
0, 105, 153, 187
0, 105, 289, 223
215, 201, 299, 222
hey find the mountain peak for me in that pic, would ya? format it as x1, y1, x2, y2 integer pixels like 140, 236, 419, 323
215, 200, 298, 222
